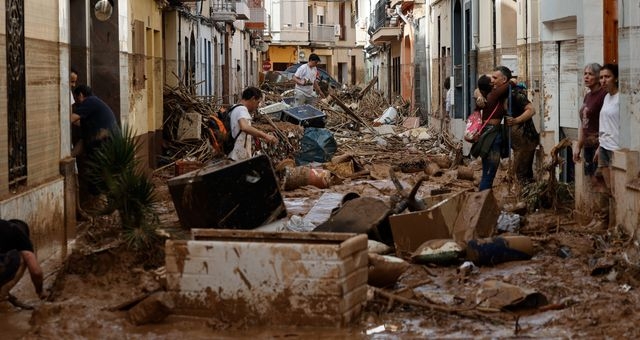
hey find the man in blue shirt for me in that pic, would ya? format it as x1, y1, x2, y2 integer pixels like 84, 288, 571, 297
71, 85, 119, 196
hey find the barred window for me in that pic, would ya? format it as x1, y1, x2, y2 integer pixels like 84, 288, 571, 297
7, 0, 27, 188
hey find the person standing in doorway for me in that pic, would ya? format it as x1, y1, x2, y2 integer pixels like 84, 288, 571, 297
292, 53, 325, 107
444, 76, 453, 130
71, 85, 119, 201
595, 63, 620, 195
573, 63, 607, 188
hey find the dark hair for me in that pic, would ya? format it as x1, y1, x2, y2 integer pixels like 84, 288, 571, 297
73, 84, 93, 97
9, 219, 30, 238
477, 75, 492, 95
494, 66, 513, 81
309, 53, 320, 62
70, 67, 79, 76
601, 63, 618, 79
443, 77, 451, 90
241, 86, 262, 100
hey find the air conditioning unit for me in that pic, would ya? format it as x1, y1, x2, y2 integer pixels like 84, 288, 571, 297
334, 24, 341, 37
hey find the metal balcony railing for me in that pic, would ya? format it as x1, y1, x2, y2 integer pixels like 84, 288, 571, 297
211, 0, 236, 13
369, 0, 390, 33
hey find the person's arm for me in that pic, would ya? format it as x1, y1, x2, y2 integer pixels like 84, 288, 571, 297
292, 74, 309, 86
474, 88, 487, 108
506, 102, 535, 126
21, 250, 44, 298
71, 113, 81, 125
292, 66, 310, 86
574, 112, 584, 162
238, 118, 278, 144
313, 79, 326, 98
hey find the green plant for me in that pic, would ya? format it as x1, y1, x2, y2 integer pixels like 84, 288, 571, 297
84, 125, 160, 250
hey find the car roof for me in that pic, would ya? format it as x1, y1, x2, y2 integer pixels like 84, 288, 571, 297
284, 63, 341, 87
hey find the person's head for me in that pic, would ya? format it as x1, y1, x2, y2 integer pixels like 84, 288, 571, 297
443, 77, 451, 90
477, 74, 492, 95
240, 86, 263, 112
600, 63, 618, 94
491, 66, 512, 88
583, 63, 602, 90
308, 53, 321, 67
73, 84, 93, 103
70, 68, 78, 90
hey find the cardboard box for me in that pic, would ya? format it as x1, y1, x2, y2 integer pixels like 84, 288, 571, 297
389, 190, 468, 257
389, 189, 498, 256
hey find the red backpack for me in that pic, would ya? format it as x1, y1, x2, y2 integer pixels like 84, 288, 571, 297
207, 104, 243, 155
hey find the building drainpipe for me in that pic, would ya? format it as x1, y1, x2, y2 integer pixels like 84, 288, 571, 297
178, 13, 182, 81
425, 7, 432, 123
492, 0, 497, 67
469, 0, 479, 119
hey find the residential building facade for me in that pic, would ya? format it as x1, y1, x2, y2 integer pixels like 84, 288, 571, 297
420, 0, 640, 232
263, 0, 365, 87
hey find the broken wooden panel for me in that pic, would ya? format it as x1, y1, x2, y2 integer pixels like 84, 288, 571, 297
165, 230, 368, 327
176, 111, 201, 141
167, 155, 286, 229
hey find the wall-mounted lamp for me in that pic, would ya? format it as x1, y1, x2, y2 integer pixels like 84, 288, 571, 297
95, 0, 113, 21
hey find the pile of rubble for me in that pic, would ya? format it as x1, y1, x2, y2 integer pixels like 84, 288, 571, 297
161, 77, 464, 181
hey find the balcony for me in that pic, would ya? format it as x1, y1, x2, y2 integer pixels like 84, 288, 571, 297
368, 0, 402, 44
246, 7, 266, 30
210, 0, 249, 22
310, 24, 338, 43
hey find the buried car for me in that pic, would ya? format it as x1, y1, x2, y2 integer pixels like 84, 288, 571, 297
264, 63, 342, 94
282, 63, 342, 89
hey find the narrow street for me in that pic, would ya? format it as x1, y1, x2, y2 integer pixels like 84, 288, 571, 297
1, 1, 639, 339
3, 86, 640, 338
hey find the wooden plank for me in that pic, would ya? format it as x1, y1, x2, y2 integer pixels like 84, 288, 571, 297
357, 75, 378, 100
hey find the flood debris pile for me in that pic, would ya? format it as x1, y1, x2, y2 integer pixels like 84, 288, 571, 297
162, 75, 464, 194
161, 83, 306, 169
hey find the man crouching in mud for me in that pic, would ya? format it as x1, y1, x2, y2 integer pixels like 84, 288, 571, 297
0, 219, 46, 309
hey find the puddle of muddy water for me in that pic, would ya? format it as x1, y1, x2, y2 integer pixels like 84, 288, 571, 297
0, 307, 32, 340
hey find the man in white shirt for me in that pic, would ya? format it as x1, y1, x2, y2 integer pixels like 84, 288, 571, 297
228, 86, 278, 161
292, 53, 326, 107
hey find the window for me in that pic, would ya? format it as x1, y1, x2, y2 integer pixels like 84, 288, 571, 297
7, 0, 27, 188
392, 56, 400, 95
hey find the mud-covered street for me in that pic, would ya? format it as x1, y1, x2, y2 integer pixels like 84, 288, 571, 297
4, 154, 640, 338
